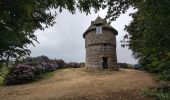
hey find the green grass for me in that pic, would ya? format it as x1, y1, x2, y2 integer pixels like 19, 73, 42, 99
143, 87, 170, 100
39, 71, 56, 79
0, 76, 4, 86
0, 66, 9, 86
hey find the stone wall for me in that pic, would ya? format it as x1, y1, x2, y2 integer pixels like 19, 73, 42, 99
85, 29, 118, 70
85, 30, 116, 48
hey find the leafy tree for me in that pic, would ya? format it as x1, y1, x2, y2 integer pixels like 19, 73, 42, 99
107, 1, 170, 98
121, 0, 170, 80
0, 0, 104, 77
94, 0, 170, 80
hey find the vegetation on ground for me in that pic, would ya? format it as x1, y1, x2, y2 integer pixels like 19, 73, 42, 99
143, 82, 170, 100
0, 77, 4, 85
3, 55, 84, 85
116, 1, 170, 99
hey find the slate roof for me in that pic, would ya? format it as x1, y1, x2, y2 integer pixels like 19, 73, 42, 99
83, 16, 118, 38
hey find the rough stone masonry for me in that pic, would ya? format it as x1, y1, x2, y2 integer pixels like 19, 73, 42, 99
83, 16, 118, 70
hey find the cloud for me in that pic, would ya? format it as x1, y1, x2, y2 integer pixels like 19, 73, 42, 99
28, 8, 138, 64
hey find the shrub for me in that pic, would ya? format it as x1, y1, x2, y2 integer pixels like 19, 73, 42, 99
31, 65, 45, 76
64, 62, 82, 68
80, 63, 85, 68
133, 64, 141, 70
143, 82, 170, 100
4, 64, 36, 85
160, 70, 170, 81
40, 62, 56, 72
4, 55, 62, 85
24, 56, 58, 72
118, 63, 128, 69
52, 63, 59, 69
25, 60, 46, 75
54, 59, 65, 69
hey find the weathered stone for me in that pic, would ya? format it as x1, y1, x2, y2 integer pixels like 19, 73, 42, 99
83, 16, 118, 70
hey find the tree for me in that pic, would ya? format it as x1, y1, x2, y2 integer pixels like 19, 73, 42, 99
94, 0, 170, 80
0, 0, 105, 77
106, 1, 170, 98
122, 0, 170, 80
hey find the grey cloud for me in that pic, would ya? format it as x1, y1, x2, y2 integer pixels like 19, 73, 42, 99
28, 8, 137, 64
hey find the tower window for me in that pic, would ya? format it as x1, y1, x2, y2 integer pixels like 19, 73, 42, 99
96, 26, 102, 34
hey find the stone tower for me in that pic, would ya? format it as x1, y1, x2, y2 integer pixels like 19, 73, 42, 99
83, 16, 118, 70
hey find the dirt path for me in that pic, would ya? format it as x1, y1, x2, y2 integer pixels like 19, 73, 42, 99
0, 68, 154, 100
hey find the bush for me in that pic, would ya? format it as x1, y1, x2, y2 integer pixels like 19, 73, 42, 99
143, 82, 170, 100
54, 59, 65, 69
4, 64, 36, 85
132, 64, 141, 70
24, 56, 58, 72
64, 62, 82, 68
80, 63, 85, 68
31, 65, 45, 76
4, 55, 66, 85
160, 70, 170, 81
118, 63, 128, 69
24, 60, 46, 75
40, 62, 56, 72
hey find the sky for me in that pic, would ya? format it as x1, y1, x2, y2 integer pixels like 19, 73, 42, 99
28, 8, 138, 64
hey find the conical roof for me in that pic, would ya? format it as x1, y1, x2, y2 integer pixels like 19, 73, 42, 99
93, 16, 104, 24
83, 16, 118, 38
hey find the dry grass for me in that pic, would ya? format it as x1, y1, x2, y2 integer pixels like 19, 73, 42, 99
0, 68, 154, 100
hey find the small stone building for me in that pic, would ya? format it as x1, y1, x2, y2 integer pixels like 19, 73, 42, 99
83, 16, 118, 70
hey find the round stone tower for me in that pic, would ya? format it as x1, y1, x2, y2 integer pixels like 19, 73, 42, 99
83, 16, 118, 70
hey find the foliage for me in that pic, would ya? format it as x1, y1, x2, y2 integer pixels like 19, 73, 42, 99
24, 55, 50, 64
104, 0, 170, 80
0, 76, 4, 85
118, 63, 137, 69
79, 63, 85, 68
123, 0, 170, 81
118, 63, 128, 69
133, 64, 141, 70
4, 55, 61, 85
40, 62, 56, 72
64, 62, 83, 68
4, 55, 85, 85
31, 64, 45, 76
24, 55, 58, 72
143, 82, 170, 100
53, 59, 65, 69
110, 1, 170, 99
4, 64, 36, 85
0, 63, 9, 78
0, 0, 105, 77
